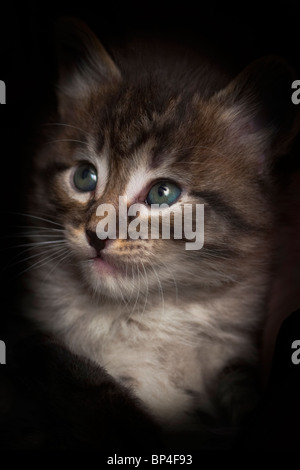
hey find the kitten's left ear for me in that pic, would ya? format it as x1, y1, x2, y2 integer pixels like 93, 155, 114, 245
54, 17, 121, 118
211, 56, 300, 168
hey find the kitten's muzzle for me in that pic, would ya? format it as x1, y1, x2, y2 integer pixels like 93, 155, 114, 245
86, 229, 106, 253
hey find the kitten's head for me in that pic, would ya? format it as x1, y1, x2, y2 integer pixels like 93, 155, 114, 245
28, 19, 298, 303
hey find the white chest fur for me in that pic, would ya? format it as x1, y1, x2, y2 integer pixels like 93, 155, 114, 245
27, 271, 260, 428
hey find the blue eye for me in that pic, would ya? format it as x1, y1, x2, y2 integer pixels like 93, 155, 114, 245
73, 164, 97, 192
146, 181, 182, 205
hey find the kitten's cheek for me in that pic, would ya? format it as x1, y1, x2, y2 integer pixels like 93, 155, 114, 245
68, 239, 95, 259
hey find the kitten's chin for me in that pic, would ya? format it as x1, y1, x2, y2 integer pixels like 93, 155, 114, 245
81, 255, 142, 302
84, 255, 127, 300
81, 257, 123, 300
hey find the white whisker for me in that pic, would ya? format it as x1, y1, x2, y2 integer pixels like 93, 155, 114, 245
46, 139, 88, 146
13, 225, 64, 232
3, 240, 67, 250
140, 260, 149, 316
158, 259, 178, 304
15, 246, 69, 278
127, 265, 141, 321
1, 234, 64, 239
41, 250, 73, 285
43, 122, 89, 135
11, 212, 63, 228
151, 265, 165, 317
2, 247, 65, 273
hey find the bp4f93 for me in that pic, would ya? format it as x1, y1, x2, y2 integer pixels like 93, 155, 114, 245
0, 80, 5, 104
151, 455, 192, 465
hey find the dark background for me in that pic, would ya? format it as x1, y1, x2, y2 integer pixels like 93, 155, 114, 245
1, 0, 300, 450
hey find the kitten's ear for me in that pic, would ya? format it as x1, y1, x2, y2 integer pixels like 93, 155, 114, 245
54, 17, 121, 117
212, 56, 299, 169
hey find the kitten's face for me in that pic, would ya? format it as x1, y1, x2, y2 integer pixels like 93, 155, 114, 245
29, 20, 296, 303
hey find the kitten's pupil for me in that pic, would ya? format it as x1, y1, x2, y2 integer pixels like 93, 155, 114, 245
158, 185, 168, 197
82, 169, 89, 179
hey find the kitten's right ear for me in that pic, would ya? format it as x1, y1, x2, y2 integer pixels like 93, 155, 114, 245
54, 18, 121, 118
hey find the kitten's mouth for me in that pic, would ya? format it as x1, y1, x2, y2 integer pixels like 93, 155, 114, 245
91, 253, 119, 276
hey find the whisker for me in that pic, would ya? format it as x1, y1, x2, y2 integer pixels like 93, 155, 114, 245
40, 250, 73, 284
134, 265, 142, 317
16, 246, 69, 278
1, 239, 67, 272
1, 247, 65, 273
158, 259, 178, 304
117, 279, 127, 307
9, 212, 64, 228
43, 122, 89, 135
46, 139, 88, 146
127, 265, 141, 320
140, 261, 149, 316
121, 263, 136, 308
151, 265, 165, 316
0, 234, 65, 239
12, 225, 65, 232
13, 209, 64, 225
2, 240, 67, 250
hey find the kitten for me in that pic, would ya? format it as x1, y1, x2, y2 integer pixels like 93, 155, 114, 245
23, 18, 298, 442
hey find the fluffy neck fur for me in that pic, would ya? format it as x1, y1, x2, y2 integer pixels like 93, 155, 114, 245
26, 256, 269, 429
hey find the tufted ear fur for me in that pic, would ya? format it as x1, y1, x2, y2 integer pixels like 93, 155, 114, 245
55, 17, 121, 119
211, 56, 300, 172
